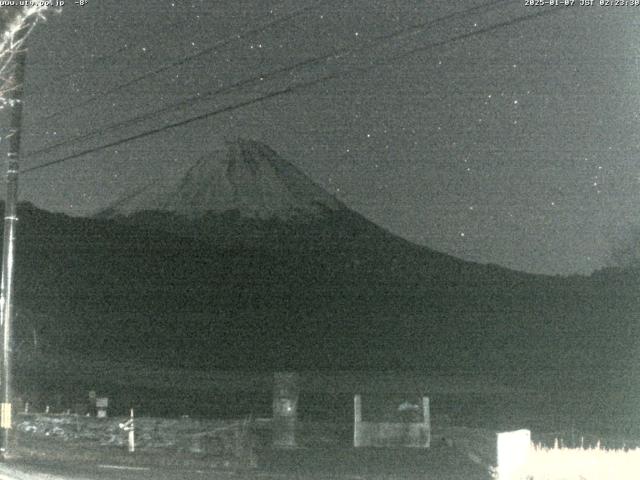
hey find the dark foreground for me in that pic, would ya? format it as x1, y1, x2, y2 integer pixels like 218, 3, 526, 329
0, 444, 491, 480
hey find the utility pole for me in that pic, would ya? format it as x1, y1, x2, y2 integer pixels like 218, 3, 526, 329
0, 34, 27, 459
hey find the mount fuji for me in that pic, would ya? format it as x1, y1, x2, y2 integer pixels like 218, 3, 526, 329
99, 139, 344, 221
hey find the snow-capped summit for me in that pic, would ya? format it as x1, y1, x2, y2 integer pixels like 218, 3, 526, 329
101, 139, 344, 220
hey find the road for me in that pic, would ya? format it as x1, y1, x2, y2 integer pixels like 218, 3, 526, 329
0, 459, 237, 480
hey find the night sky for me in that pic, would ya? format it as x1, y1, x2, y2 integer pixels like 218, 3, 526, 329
3, 0, 639, 275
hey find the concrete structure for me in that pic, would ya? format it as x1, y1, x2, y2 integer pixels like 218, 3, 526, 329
272, 372, 299, 448
96, 397, 108, 418
353, 394, 430, 448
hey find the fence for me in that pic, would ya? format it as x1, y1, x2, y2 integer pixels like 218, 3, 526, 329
15, 412, 256, 466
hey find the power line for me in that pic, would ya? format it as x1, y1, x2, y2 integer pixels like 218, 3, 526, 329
25, 0, 514, 159
22, 4, 573, 176
25, 49, 349, 159
34, 1, 326, 124
23, 4, 568, 174
379, 5, 574, 67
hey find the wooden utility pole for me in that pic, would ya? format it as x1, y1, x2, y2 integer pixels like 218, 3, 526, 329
0, 35, 27, 459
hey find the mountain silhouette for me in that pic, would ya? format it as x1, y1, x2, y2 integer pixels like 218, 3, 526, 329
5, 141, 639, 383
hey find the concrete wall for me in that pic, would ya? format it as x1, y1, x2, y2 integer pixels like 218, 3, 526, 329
353, 395, 430, 448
